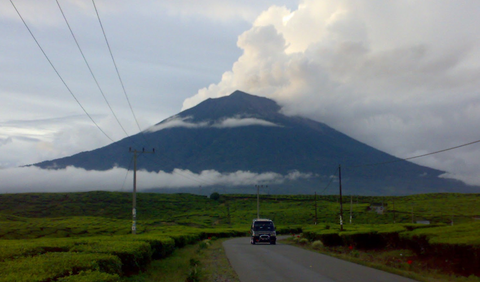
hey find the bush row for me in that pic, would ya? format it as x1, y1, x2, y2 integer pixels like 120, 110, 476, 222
0, 252, 121, 282
303, 223, 444, 248
0, 216, 130, 240
302, 222, 480, 277
0, 227, 246, 281
399, 222, 480, 276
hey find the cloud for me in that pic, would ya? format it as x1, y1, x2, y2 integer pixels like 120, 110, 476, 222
213, 117, 280, 128
145, 116, 208, 132
146, 115, 280, 133
1, 0, 298, 27
0, 166, 312, 194
182, 0, 480, 185
0, 115, 137, 168
0, 0, 254, 168
0, 137, 12, 147
142, 0, 299, 22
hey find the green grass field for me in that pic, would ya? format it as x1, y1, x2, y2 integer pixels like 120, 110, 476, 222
1, 191, 479, 281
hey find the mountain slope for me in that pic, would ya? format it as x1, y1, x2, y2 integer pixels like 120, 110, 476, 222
33, 90, 473, 195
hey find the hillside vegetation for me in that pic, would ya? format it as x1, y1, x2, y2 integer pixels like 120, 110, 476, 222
34, 91, 477, 195
1, 191, 479, 281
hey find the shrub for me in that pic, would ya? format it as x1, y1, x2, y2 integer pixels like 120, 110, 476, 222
112, 234, 175, 259
170, 233, 202, 248
198, 241, 209, 250
70, 240, 152, 275
318, 232, 343, 247
340, 231, 384, 249
299, 238, 309, 245
312, 240, 323, 249
210, 192, 220, 201
56, 270, 120, 282
0, 252, 121, 282
0, 238, 75, 262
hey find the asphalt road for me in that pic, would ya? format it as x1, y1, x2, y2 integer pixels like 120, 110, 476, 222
223, 236, 418, 282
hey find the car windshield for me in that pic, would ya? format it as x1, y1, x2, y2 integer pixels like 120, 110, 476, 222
254, 222, 274, 231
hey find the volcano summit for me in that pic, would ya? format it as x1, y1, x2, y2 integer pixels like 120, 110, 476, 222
33, 91, 474, 195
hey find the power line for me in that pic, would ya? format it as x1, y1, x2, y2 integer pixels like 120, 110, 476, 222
319, 166, 339, 195
88, 1, 212, 186
12, 1, 215, 189
10, 0, 114, 143
55, 0, 130, 137
88, 1, 220, 187
351, 138, 480, 169
91, 0, 144, 133
405, 139, 480, 160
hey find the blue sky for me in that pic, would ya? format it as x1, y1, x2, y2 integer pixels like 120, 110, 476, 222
2, 0, 480, 192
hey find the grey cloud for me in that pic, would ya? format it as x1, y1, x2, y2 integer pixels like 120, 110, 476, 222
4, 0, 480, 190
183, 1, 480, 186
15, 136, 40, 142
213, 117, 280, 128
0, 166, 312, 193
146, 116, 280, 133
0, 137, 12, 147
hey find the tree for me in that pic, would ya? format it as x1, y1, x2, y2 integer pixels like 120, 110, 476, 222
210, 192, 220, 201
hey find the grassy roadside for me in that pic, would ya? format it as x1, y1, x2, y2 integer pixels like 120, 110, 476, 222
122, 238, 239, 282
123, 235, 480, 282
3, 192, 480, 281
281, 237, 480, 282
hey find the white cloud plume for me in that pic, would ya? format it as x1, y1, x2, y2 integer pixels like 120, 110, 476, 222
0, 115, 141, 168
146, 115, 280, 133
182, 0, 480, 185
0, 166, 312, 194
213, 117, 280, 128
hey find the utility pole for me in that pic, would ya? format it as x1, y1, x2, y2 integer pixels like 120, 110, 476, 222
339, 165, 344, 231
411, 202, 415, 224
129, 147, 155, 235
226, 199, 231, 225
393, 197, 396, 224
255, 185, 267, 219
314, 192, 318, 225
350, 195, 353, 224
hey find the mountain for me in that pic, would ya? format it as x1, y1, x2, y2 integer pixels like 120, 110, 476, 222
33, 90, 475, 195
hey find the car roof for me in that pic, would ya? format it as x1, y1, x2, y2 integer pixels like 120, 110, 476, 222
253, 218, 273, 222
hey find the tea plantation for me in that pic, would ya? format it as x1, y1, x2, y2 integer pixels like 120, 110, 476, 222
1, 191, 479, 280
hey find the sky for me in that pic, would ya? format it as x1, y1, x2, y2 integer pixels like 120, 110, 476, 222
2, 0, 480, 193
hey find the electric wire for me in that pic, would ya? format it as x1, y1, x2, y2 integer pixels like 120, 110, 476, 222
91, 0, 143, 133
90, 0, 159, 159
13, 1, 226, 189
351, 138, 480, 169
55, 0, 130, 138
27, 0, 479, 189
88, 0, 220, 187
319, 166, 339, 195
78, 0, 206, 186
10, 0, 114, 143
